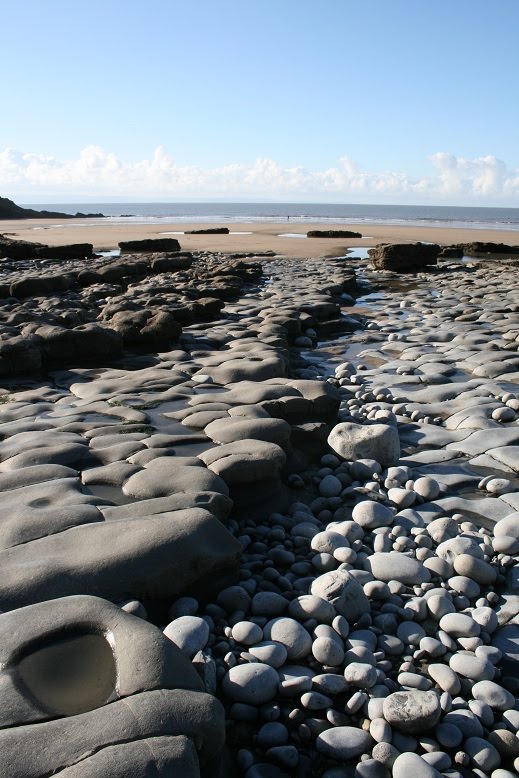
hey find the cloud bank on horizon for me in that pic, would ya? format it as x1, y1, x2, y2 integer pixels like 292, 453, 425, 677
1, 146, 518, 205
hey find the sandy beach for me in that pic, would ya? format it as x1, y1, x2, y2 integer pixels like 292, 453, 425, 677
1, 217, 519, 259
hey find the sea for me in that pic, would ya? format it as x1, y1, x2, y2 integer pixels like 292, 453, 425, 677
24, 202, 519, 231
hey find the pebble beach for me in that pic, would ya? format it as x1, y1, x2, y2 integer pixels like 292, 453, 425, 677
0, 220, 517, 778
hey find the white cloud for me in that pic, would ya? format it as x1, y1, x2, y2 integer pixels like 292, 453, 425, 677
1, 145, 518, 203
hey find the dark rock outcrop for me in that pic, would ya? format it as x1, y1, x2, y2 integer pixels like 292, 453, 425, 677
463, 242, 519, 256
0, 196, 103, 219
34, 323, 123, 362
108, 309, 182, 347
119, 238, 181, 253
368, 242, 440, 272
307, 229, 362, 238
10, 273, 76, 298
439, 245, 465, 258
0, 235, 93, 261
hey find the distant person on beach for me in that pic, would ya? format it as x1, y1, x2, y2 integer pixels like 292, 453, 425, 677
287, 215, 290, 221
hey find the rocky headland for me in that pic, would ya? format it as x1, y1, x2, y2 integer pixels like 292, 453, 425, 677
0, 196, 104, 220
0, 236, 517, 778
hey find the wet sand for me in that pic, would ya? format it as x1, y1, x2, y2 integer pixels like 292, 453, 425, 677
1, 218, 518, 259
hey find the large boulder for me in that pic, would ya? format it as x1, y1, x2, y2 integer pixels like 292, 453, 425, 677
327, 421, 400, 468
119, 238, 181, 253
368, 242, 440, 272
35, 243, 93, 260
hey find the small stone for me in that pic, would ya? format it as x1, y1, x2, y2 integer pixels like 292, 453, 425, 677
288, 594, 336, 624
217, 585, 252, 614
366, 552, 430, 586
435, 722, 463, 749
427, 517, 458, 544
163, 615, 210, 658
392, 753, 442, 778
388, 488, 416, 509
264, 618, 312, 660
471, 680, 515, 710
426, 594, 456, 620
311, 530, 350, 554
222, 663, 279, 705
168, 596, 199, 618
464, 736, 501, 772
311, 569, 370, 623
488, 730, 519, 759
265, 745, 299, 770
352, 500, 394, 529
449, 651, 495, 681
248, 641, 288, 668
448, 575, 480, 599
257, 722, 289, 747
439, 613, 480, 638
344, 661, 378, 688
320, 474, 344, 497
453, 554, 497, 585
301, 691, 333, 710
370, 717, 392, 743
471, 606, 498, 634
316, 726, 373, 761
312, 636, 345, 666
372, 742, 399, 768
413, 477, 440, 501
251, 592, 288, 617
312, 673, 349, 696
383, 690, 441, 733
355, 759, 390, 778
232, 621, 264, 646
427, 663, 461, 695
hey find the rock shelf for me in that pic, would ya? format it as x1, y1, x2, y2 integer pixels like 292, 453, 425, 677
0, 246, 517, 777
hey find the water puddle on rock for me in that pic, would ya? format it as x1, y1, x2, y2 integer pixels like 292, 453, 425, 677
18, 632, 116, 715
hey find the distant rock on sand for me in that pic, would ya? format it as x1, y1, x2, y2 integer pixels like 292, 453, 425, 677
0, 196, 103, 219
307, 229, 362, 238
185, 227, 230, 235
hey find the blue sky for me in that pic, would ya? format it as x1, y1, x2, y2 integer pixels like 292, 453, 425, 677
2, 0, 518, 204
